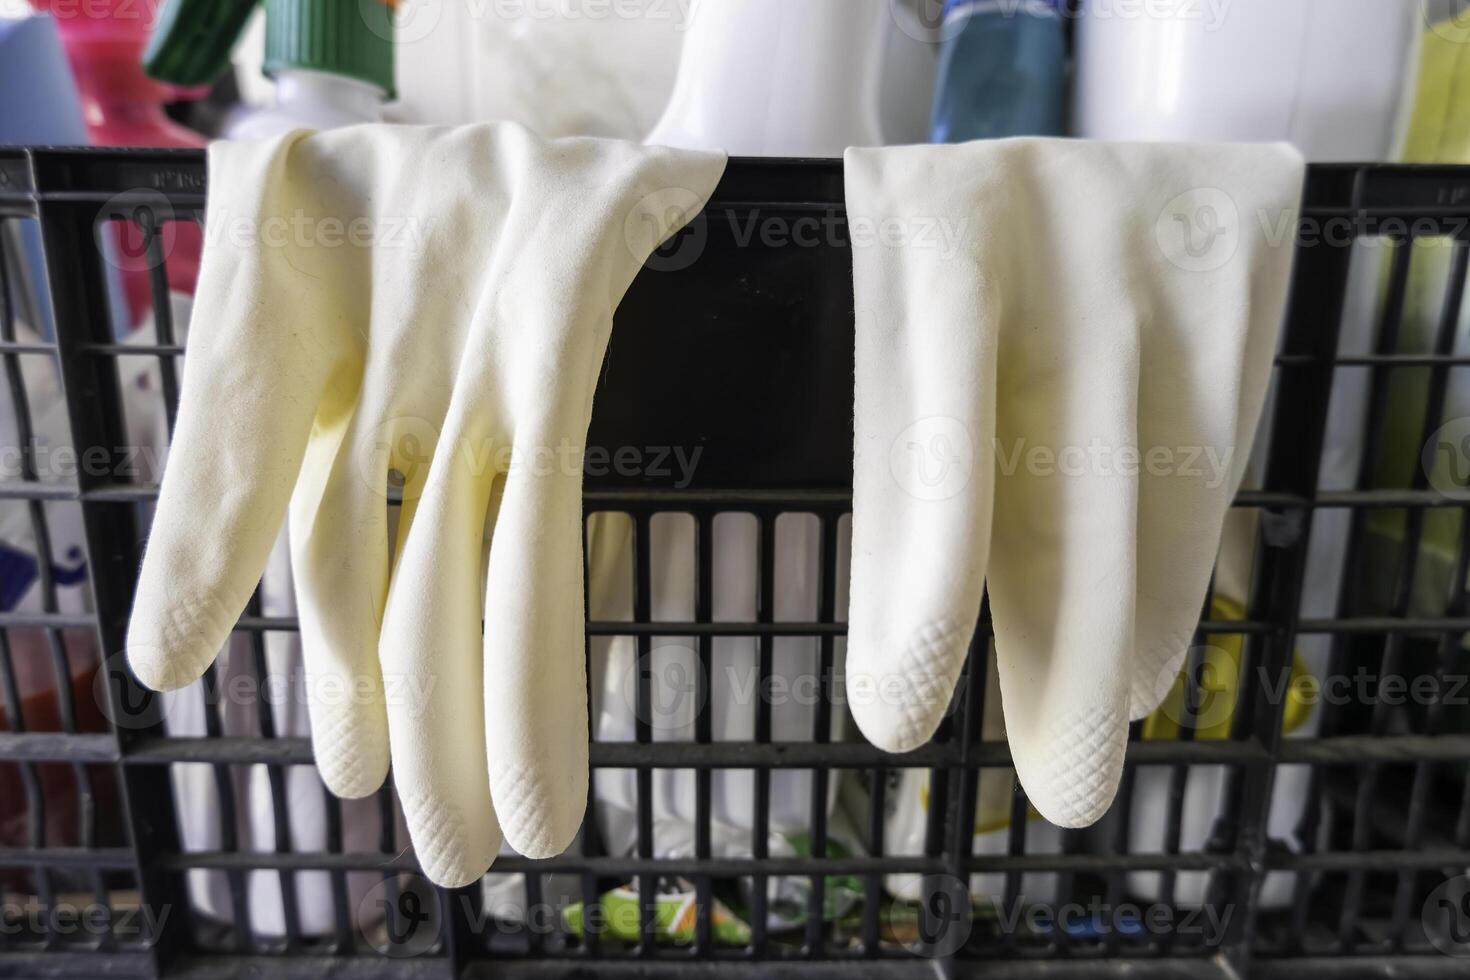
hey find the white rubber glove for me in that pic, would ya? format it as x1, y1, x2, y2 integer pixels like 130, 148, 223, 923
845, 139, 1303, 828
126, 124, 727, 886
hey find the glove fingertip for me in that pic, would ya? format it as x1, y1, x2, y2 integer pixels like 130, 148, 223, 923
1014, 702, 1129, 831
126, 589, 239, 692
124, 629, 213, 694
847, 620, 973, 756
1031, 793, 1115, 831
849, 690, 936, 756
418, 849, 493, 891
402, 791, 502, 890
494, 762, 588, 860
314, 727, 390, 801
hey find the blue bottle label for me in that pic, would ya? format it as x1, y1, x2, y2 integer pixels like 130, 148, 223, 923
943, 0, 1062, 20
0, 543, 38, 611
0, 542, 87, 611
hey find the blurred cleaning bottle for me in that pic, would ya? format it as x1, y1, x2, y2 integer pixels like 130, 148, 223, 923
851, 650, 1064, 906
1369, 9, 1470, 607
142, 0, 395, 938
28, 0, 205, 147
385, 0, 688, 139
0, 21, 111, 862
146, 0, 392, 138
1355, 12, 1470, 767
646, 0, 932, 155
28, 0, 205, 328
1073, 0, 1418, 160
882, 0, 1070, 905
599, 0, 935, 936
0, 12, 88, 337
1071, 0, 1421, 910
0, 12, 152, 883
929, 0, 1066, 142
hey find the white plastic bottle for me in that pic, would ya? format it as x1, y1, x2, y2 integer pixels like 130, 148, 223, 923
1073, 0, 1421, 910
600, 1, 937, 929
1073, 0, 1419, 161
227, 68, 385, 139
646, 0, 908, 156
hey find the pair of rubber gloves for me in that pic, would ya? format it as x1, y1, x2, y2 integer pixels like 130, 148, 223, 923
128, 126, 1304, 885
127, 125, 728, 886
845, 139, 1305, 827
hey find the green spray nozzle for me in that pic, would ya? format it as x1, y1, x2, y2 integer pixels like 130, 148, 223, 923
144, 0, 395, 97
144, 0, 260, 88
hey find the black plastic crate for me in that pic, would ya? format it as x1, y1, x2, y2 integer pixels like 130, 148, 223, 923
1, 147, 1469, 979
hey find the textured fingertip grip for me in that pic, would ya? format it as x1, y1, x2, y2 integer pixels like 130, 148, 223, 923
848, 619, 972, 755
401, 791, 501, 889
125, 589, 237, 692
1012, 702, 1129, 830
493, 757, 588, 860
310, 702, 391, 801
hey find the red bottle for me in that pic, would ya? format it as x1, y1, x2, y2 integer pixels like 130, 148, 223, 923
31, 0, 207, 320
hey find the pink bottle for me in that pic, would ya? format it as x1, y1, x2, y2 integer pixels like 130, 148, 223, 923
30, 0, 206, 321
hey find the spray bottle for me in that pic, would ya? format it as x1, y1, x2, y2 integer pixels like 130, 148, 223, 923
29, 0, 205, 148
145, 0, 394, 138
141, 0, 395, 938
